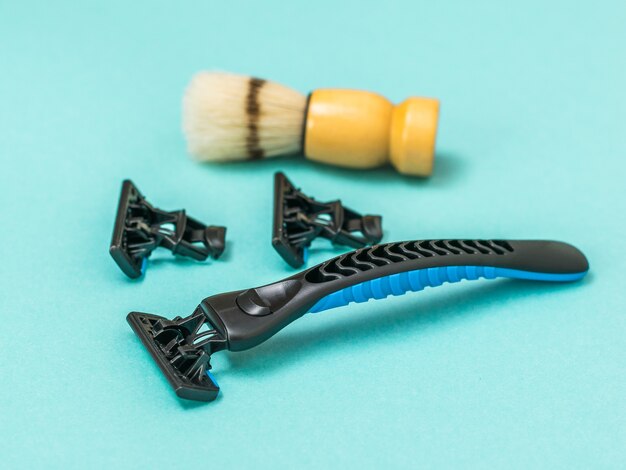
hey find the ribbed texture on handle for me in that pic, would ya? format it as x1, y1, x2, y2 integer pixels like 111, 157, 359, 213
309, 265, 497, 313
308, 263, 587, 314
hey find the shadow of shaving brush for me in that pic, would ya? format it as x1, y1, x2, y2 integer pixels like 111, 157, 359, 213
183, 72, 440, 176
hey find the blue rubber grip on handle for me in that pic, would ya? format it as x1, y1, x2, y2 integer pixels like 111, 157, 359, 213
309, 265, 587, 313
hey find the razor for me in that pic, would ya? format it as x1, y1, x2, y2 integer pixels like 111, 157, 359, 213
128, 239, 588, 402
272, 171, 383, 268
110, 179, 226, 278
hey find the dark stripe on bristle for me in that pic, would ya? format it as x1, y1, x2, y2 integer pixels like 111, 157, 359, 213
246, 77, 266, 160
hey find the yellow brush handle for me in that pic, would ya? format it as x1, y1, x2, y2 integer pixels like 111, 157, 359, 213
304, 89, 439, 177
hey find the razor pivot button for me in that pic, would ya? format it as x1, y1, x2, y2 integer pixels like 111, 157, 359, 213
235, 280, 304, 316
236, 289, 272, 316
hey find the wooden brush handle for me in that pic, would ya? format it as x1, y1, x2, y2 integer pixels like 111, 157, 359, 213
304, 89, 439, 176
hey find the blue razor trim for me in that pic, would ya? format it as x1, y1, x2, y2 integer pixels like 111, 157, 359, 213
308, 266, 588, 314
206, 369, 219, 387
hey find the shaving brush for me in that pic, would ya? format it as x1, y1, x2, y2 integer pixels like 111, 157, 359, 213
183, 71, 440, 176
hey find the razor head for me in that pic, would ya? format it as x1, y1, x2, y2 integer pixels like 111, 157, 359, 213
272, 172, 383, 268
127, 310, 227, 401
110, 179, 226, 278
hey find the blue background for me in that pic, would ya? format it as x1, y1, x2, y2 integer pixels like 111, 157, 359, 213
1, 1, 624, 468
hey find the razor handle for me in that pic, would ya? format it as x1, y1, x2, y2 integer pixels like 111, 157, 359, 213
128, 239, 588, 401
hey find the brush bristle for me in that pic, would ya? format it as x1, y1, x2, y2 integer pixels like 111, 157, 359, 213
183, 71, 307, 161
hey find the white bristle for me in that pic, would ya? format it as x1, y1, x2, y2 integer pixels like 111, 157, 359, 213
182, 71, 307, 161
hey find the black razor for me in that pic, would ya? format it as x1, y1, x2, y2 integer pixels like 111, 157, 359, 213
272, 172, 383, 268
110, 180, 226, 278
128, 239, 588, 402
